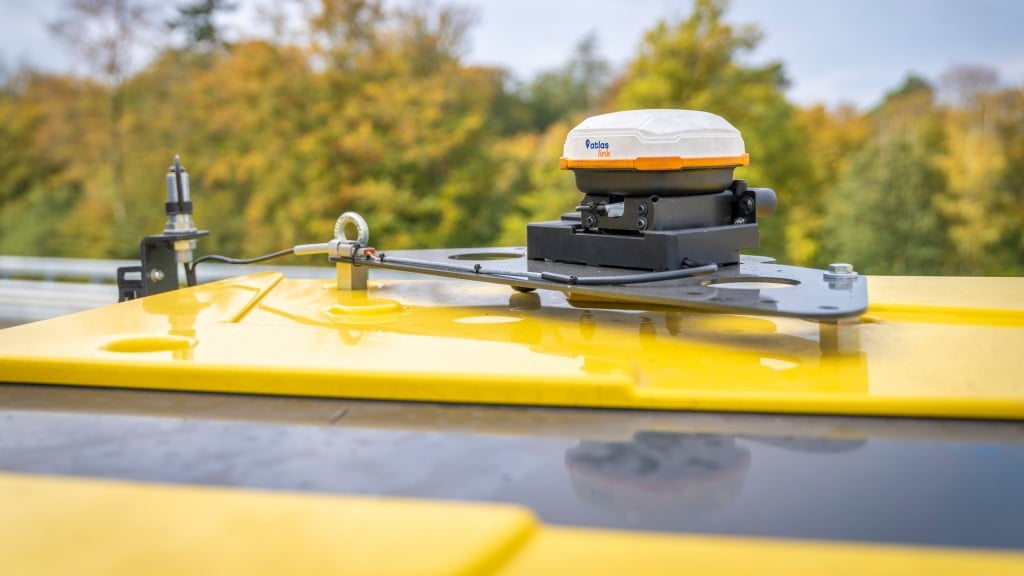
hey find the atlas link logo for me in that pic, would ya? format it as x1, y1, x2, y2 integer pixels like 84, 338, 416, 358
584, 138, 612, 158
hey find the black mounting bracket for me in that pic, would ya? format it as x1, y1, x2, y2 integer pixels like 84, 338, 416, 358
116, 230, 208, 302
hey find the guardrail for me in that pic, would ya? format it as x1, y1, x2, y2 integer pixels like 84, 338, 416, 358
0, 255, 338, 284
0, 255, 339, 328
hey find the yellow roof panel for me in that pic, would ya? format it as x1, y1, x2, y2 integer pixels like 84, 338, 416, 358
0, 272, 1022, 419
3, 472, 1023, 575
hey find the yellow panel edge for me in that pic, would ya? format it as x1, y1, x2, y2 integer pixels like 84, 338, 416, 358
3, 472, 1023, 576
497, 526, 1024, 576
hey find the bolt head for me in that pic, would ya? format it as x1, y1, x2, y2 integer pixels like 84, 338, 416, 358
824, 262, 857, 283
739, 196, 755, 214
148, 268, 165, 283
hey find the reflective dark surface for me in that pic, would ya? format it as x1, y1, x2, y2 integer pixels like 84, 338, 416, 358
2, 384, 1023, 550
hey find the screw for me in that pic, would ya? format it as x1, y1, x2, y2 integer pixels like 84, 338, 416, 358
739, 195, 755, 214
584, 214, 597, 228
828, 263, 854, 275
637, 203, 648, 216
148, 268, 165, 283
637, 217, 648, 230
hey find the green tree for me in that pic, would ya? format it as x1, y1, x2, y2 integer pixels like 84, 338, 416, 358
9, 0, 1017, 278
935, 71, 1005, 274
987, 85, 1024, 274
822, 79, 952, 275
796, 104, 872, 266
50, 0, 152, 229
0, 72, 115, 255
301, 0, 508, 249
612, 0, 814, 263
823, 134, 951, 275
168, 0, 237, 51
517, 32, 611, 132
494, 123, 579, 246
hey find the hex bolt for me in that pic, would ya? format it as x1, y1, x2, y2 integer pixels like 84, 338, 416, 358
824, 262, 858, 283
829, 263, 854, 275
148, 268, 165, 283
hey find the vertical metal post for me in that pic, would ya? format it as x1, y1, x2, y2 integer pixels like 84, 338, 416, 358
819, 317, 861, 356
336, 261, 368, 291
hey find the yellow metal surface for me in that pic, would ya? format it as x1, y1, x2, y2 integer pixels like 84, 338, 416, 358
3, 472, 1022, 575
497, 527, 1024, 576
0, 273, 1022, 419
0, 472, 533, 576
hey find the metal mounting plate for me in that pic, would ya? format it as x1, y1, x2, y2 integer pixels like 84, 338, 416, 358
340, 249, 868, 320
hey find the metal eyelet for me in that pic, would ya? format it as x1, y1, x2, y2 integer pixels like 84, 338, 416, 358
333, 212, 370, 245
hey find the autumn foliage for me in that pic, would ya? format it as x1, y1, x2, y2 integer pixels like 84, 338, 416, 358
1, 0, 1021, 275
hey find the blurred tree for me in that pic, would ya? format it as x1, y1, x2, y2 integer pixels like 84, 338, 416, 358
0, 73, 38, 207
985, 85, 1024, 274
0, 73, 60, 255
478, 67, 535, 136
822, 135, 951, 275
167, 0, 237, 52
456, 32, 611, 246
935, 68, 1005, 274
823, 80, 952, 275
310, 0, 385, 71
2, 0, 1017, 280
612, 0, 815, 263
50, 0, 152, 228
795, 104, 872, 266
0, 73, 114, 255
300, 0, 509, 249
169, 41, 319, 256
518, 32, 611, 131
880, 74, 932, 105
494, 122, 579, 245
50, 0, 151, 83
939, 64, 1000, 107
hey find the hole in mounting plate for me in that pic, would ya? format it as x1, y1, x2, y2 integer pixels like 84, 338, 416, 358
704, 277, 800, 290
449, 251, 523, 261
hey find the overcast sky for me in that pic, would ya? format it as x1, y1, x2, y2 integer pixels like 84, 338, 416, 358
2, 0, 1022, 109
